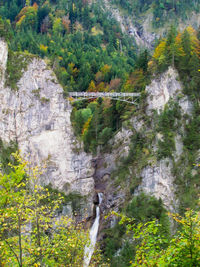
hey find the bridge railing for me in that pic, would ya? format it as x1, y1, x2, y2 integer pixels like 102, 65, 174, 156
68, 92, 141, 98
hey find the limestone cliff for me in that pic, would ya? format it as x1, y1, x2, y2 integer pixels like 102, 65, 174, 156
96, 67, 193, 220
0, 39, 94, 218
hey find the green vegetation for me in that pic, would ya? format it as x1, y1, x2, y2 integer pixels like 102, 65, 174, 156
126, 193, 169, 230
0, 0, 151, 151
150, 26, 200, 97
0, 149, 199, 266
111, 0, 200, 28
44, 184, 85, 216
117, 208, 200, 266
71, 98, 121, 153
148, 26, 200, 215
0, 2, 199, 151
0, 153, 90, 266
156, 101, 181, 159
110, 128, 150, 191
0, 138, 18, 173
71, 25, 200, 152
183, 104, 200, 151
103, 199, 200, 266
0, 0, 137, 93
173, 102, 200, 213
103, 193, 170, 266
101, 25, 200, 264
6, 50, 33, 90
0, 1, 200, 266
0, 16, 12, 41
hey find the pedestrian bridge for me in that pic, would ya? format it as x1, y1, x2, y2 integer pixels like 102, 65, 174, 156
68, 92, 141, 104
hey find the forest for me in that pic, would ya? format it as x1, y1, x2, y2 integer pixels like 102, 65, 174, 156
1, 1, 200, 153
111, 0, 200, 27
0, 0, 200, 266
0, 153, 199, 266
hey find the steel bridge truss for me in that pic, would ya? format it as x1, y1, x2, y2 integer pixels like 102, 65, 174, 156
68, 92, 141, 104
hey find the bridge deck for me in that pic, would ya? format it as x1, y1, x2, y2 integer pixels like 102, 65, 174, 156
68, 92, 140, 104
69, 92, 140, 97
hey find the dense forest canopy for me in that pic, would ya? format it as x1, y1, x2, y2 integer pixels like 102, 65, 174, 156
0, 0, 137, 94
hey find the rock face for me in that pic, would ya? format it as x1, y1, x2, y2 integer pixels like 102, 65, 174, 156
96, 67, 193, 215
146, 67, 181, 114
0, 40, 8, 87
146, 67, 193, 115
93, 126, 132, 212
103, 0, 156, 49
135, 67, 193, 212
0, 39, 94, 218
135, 160, 178, 212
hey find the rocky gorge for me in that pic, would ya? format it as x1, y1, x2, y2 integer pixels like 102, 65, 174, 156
0, 29, 200, 264
0, 0, 200, 264
0, 37, 197, 223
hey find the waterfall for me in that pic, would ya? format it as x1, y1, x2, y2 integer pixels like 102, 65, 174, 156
83, 193, 103, 267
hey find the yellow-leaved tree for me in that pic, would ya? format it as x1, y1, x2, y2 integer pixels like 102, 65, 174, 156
0, 153, 89, 266
113, 206, 200, 266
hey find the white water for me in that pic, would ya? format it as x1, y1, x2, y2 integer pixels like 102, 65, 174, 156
83, 193, 103, 267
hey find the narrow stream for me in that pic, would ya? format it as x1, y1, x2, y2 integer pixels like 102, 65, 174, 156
83, 193, 103, 267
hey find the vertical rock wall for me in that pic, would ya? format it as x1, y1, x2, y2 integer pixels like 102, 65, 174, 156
95, 67, 193, 215
0, 39, 94, 218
